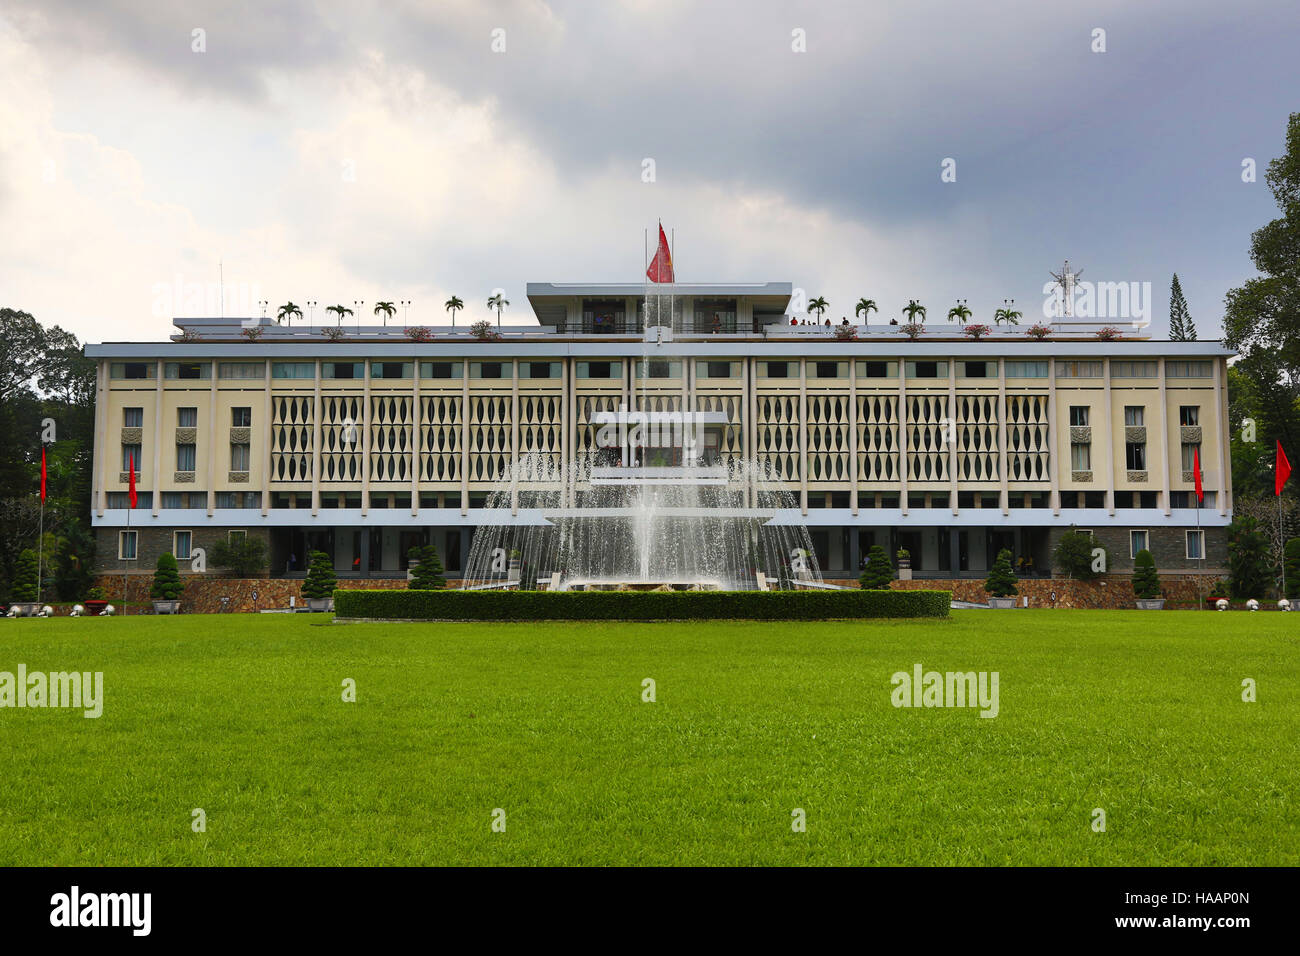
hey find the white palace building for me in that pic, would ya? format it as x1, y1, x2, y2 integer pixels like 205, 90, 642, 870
85, 280, 1232, 584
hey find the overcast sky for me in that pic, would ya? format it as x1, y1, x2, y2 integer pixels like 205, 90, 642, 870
2, 0, 1297, 342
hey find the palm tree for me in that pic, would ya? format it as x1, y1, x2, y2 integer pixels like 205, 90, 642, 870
947, 302, 972, 324
902, 299, 927, 324
854, 298, 878, 322
325, 304, 353, 327
808, 296, 829, 323
487, 293, 509, 327
373, 301, 396, 326
276, 301, 303, 326
444, 296, 464, 327
993, 306, 1023, 326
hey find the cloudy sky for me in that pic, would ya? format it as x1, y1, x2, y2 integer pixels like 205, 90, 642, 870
2, 0, 1297, 343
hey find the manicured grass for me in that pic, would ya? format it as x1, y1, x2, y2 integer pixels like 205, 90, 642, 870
0, 611, 1296, 866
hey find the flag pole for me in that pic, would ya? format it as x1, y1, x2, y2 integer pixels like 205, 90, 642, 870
1196, 494, 1202, 610
37, 493, 44, 604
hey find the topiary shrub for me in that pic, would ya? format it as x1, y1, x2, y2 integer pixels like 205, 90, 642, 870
1284, 537, 1300, 599
407, 545, 446, 590
150, 551, 184, 600
11, 548, 39, 602
984, 548, 1018, 598
302, 550, 338, 600
859, 545, 893, 590
1131, 549, 1161, 600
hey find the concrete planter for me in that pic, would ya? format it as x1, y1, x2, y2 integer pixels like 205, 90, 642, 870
306, 597, 334, 612
9, 602, 42, 617
987, 597, 1016, 609
151, 600, 181, 615
1135, 599, 1166, 610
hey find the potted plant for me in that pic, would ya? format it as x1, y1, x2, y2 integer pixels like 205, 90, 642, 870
241, 326, 263, 341
858, 545, 893, 590
962, 323, 992, 340
405, 326, 434, 342
895, 548, 912, 581
1026, 323, 1052, 340
150, 551, 184, 614
407, 545, 446, 589
834, 324, 857, 342
984, 548, 1018, 608
900, 321, 925, 340
302, 549, 338, 611
470, 320, 501, 342
9, 548, 41, 616
84, 586, 109, 617
1095, 326, 1122, 341
1131, 549, 1164, 609
322, 326, 345, 341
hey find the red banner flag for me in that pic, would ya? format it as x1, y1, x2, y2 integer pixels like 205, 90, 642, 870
1193, 445, 1203, 503
40, 446, 47, 503
1277, 441, 1292, 496
128, 452, 138, 509
646, 223, 674, 283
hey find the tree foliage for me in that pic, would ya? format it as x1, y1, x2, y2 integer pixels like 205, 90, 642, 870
1228, 516, 1273, 599
211, 535, 268, 576
1283, 537, 1300, 599
407, 544, 446, 590
1053, 528, 1108, 580
1131, 549, 1161, 600
984, 548, 1018, 598
858, 545, 893, 590
10, 548, 39, 602
150, 551, 184, 600
302, 550, 338, 600
1168, 273, 1197, 341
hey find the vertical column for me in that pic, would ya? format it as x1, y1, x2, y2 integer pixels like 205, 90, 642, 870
311, 360, 322, 516
93, 361, 107, 516
510, 359, 519, 515
1102, 358, 1115, 515
151, 360, 164, 517
899, 361, 908, 517
460, 364, 470, 516
742, 356, 752, 509
1158, 357, 1171, 516
261, 360, 272, 516
360, 361, 372, 517
1048, 356, 1060, 516
799, 357, 808, 515
849, 358, 859, 516
948, 355, 959, 516
206, 366, 218, 516
410, 358, 421, 517
997, 358, 1009, 516
562, 358, 572, 508
1215, 356, 1229, 517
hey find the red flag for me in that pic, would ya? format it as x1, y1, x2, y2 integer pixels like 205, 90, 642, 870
1193, 446, 1203, 504
646, 223, 674, 283
128, 452, 138, 509
1277, 441, 1292, 496
40, 446, 47, 503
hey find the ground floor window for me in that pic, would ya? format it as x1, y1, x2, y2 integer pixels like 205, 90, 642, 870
119, 530, 138, 560
173, 530, 192, 560
1186, 529, 1205, 559
1130, 529, 1148, 557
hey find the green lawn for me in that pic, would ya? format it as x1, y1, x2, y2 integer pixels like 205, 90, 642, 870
1, 610, 1296, 866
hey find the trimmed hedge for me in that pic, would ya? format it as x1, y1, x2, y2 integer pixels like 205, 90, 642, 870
333, 588, 951, 621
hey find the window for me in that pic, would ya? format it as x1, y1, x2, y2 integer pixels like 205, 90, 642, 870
1181, 442, 1200, 471
228, 530, 247, 544
1168, 361, 1212, 378
813, 361, 843, 378
123, 407, 144, 427
232, 407, 252, 427
1126, 442, 1146, 470
1056, 361, 1103, 377
218, 362, 265, 379
856, 361, 894, 378
637, 360, 679, 378
164, 362, 210, 380
231, 442, 251, 471
110, 362, 154, 380
108, 491, 151, 508
1069, 406, 1090, 426
118, 530, 138, 560
322, 362, 363, 379
1005, 360, 1048, 378
576, 361, 620, 379
176, 443, 196, 471
371, 362, 413, 379
1179, 405, 1199, 426
1124, 406, 1145, 426
905, 361, 947, 378
1186, 530, 1204, 559
764, 361, 790, 378
962, 361, 991, 378
1112, 361, 1157, 378
1130, 530, 1148, 558
1071, 442, 1091, 471
471, 362, 505, 379
161, 492, 184, 509
177, 407, 198, 428
173, 531, 193, 560
272, 362, 315, 379
699, 361, 735, 378
520, 362, 559, 379
121, 443, 141, 472
420, 361, 462, 379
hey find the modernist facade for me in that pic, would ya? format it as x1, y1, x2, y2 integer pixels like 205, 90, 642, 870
85, 281, 1233, 582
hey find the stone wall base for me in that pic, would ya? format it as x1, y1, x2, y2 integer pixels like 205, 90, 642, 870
91, 574, 408, 614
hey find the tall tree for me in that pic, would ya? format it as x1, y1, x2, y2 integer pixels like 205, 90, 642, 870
486, 293, 509, 326
807, 296, 829, 322
1169, 273, 1196, 341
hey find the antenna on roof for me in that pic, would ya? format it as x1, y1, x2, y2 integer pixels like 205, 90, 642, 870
1048, 259, 1083, 320
219, 259, 225, 318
